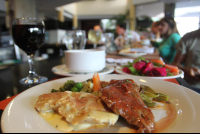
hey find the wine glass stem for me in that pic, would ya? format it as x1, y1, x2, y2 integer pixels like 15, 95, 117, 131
27, 54, 36, 75
93, 44, 97, 49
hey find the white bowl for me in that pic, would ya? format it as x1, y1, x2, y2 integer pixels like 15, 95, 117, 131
65, 49, 106, 73
141, 39, 151, 45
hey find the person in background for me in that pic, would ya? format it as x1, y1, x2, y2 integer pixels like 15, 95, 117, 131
93, 24, 105, 45
151, 21, 161, 40
172, 28, 200, 92
140, 21, 161, 40
152, 17, 181, 64
94, 25, 103, 32
114, 23, 140, 48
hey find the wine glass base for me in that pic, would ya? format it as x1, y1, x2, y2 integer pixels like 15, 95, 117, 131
19, 76, 48, 85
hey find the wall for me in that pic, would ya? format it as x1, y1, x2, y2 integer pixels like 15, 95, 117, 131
76, 0, 128, 16
132, 0, 157, 5
136, 2, 164, 19
63, 3, 76, 15
14, 0, 36, 18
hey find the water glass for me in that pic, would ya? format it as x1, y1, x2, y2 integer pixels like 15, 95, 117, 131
63, 30, 86, 50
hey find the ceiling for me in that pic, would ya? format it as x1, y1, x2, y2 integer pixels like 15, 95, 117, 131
40, 0, 200, 20
36, 0, 83, 19
1, 0, 200, 19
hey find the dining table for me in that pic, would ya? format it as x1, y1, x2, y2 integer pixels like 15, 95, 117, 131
0, 50, 197, 133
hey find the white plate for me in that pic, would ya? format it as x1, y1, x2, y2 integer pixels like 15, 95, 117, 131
1, 75, 200, 133
130, 47, 154, 54
119, 52, 147, 58
115, 66, 184, 79
51, 64, 114, 76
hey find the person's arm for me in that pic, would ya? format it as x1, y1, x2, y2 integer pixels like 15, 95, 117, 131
172, 52, 200, 80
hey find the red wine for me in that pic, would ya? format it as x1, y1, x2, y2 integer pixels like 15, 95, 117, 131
12, 24, 45, 55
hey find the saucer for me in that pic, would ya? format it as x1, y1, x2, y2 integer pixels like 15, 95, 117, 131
51, 64, 114, 76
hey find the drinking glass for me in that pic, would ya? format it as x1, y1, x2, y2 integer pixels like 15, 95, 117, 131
63, 30, 86, 50
12, 18, 48, 85
88, 29, 102, 49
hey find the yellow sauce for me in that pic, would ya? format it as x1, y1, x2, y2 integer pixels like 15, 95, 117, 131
39, 101, 177, 133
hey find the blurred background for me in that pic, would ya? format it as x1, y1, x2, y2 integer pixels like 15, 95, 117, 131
0, 0, 200, 64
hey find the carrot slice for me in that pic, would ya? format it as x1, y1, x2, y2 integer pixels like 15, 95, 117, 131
92, 72, 101, 91
164, 64, 179, 73
150, 59, 164, 65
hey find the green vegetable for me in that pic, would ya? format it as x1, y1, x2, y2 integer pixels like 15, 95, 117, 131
133, 56, 146, 64
134, 71, 142, 76
140, 85, 157, 93
123, 61, 134, 68
128, 66, 136, 74
59, 80, 76, 92
153, 93, 169, 101
144, 101, 157, 107
80, 81, 93, 93
86, 78, 93, 82
140, 85, 169, 107
51, 80, 76, 93
140, 93, 152, 103
51, 89, 60, 93
152, 62, 163, 67
143, 91, 159, 98
167, 72, 173, 76
140, 93, 157, 107
71, 82, 84, 92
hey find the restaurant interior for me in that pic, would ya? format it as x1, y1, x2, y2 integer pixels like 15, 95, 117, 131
0, 0, 200, 133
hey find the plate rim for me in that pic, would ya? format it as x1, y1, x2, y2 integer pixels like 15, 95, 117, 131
115, 66, 184, 79
51, 64, 115, 76
118, 52, 147, 57
2, 75, 200, 133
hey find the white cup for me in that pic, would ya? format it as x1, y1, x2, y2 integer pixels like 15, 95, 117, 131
65, 49, 106, 73
141, 39, 151, 45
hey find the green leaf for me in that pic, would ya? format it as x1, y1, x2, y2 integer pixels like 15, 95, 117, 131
128, 66, 136, 74
133, 56, 146, 64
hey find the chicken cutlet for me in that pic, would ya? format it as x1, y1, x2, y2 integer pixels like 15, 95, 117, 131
99, 79, 155, 133
35, 91, 119, 126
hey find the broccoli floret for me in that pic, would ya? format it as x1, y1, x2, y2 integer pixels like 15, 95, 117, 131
59, 80, 76, 92
71, 87, 79, 92
75, 82, 83, 89
71, 82, 83, 92
51, 89, 60, 93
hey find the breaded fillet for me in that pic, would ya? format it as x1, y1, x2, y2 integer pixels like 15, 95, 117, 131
35, 91, 119, 125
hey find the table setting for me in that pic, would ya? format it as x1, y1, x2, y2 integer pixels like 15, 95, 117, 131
1, 19, 200, 133
1, 47, 200, 133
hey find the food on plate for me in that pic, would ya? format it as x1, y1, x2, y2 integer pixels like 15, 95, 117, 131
99, 79, 154, 133
119, 48, 138, 54
131, 43, 143, 48
92, 72, 101, 91
164, 64, 179, 75
150, 59, 164, 66
119, 48, 131, 54
35, 73, 174, 133
35, 91, 119, 132
122, 57, 179, 77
